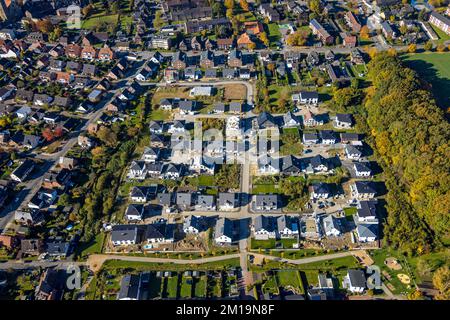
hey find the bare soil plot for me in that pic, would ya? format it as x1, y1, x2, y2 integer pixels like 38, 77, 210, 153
222, 84, 247, 101
151, 86, 191, 105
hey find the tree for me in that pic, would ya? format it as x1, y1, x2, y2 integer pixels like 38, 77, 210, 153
239, 0, 249, 11
153, 10, 164, 29
360, 25, 370, 40
42, 127, 55, 142
433, 266, 450, 300
36, 19, 54, 34
96, 127, 117, 147
399, 24, 408, 35
308, 0, 321, 14
82, 4, 94, 17
436, 44, 446, 52
224, 0, 235, 10
407, 44, 417, 53
212, 2, 225, 18
424, 41, 433, 51
259, 32, 269, 47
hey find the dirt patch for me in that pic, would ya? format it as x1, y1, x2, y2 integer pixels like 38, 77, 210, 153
151, 86, 191, 105
222, 84, 247, 101
385, 257, 402, 270
397, 273, 411, 284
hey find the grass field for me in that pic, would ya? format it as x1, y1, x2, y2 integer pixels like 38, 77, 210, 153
82, 14, 119, 29
277, 270, 304, 293
194, 276, 207, 297
75, 233, 105, 260
430, 24, 450, 43
180, 277, 193, 298
266, 23, 282, 48
252, 184, 279, 194
166, 276, 179, 298
402, 52, 450, 108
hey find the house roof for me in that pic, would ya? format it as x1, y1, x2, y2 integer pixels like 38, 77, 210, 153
118, 274, 140, 300
336, 113, 353, 124
111, 225, 140, 242
354, 181, 376, 195
347, 269, 366, 288
357, 201, 377, 218
218, 192, 237, 207
215, 218, 233, 239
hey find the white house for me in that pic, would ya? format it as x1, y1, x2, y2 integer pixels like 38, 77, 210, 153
356, 223, 378, 242
292, 91, 319, 105
214, 218, 233, 244
322, 215, 341, 237
343, 270, 367, 293
354, 162, 372, 177
125, 204, 144, 221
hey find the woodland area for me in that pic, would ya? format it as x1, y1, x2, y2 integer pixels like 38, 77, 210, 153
364, 54, 449, 255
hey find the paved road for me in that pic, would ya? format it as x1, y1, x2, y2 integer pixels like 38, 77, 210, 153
250, 250, 355, 265
0, 260, 85, 270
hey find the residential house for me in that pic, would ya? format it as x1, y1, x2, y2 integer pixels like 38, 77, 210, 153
323, 215, 342, 237
334, 114, 354, 129
303, 110, 323, 127
253, 194, 279, 212
217, 193, 239, 211
310, 182, 330, 199
310, 19, 334, 45
354, 162, 372, 178
125, 204, 145, 221
345, 145, 363, 160
214, 218, 233, 244
10, 159, 35, 182
253, 215, 276, 240
343, 270, 367, 293
111, 225, 141, 246
351, 181, 376, 199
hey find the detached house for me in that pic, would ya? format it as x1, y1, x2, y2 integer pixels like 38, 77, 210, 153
111, 225, 141, 246
253, 194, 279, 212
214, 218, 233, 244
351, 181, 376, 199
218, 193, 239, 211
334, 114, 354, 129
98, 46, 115, 61
125, 204, 145, 221
343, 270, 367, 293
65, 44, 81, 58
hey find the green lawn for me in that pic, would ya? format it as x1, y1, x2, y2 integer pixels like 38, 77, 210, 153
166, 276, 179, 298
102, 258, 240, 271
343, 207, 357, 221
197, 175, 215, 186
82, 14, 119, 29
280, 127, 303, 156
251, 238, 276, 249
252, 184, 279, 194
402, 52, 450, 108
266, 23, 282, 48
430, 24, 450, 43
180, 277, 192, 298
194, 276, 207, 297
150, 109, 171, 121
75, 233, 105, 260
277, 270, 304, 293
